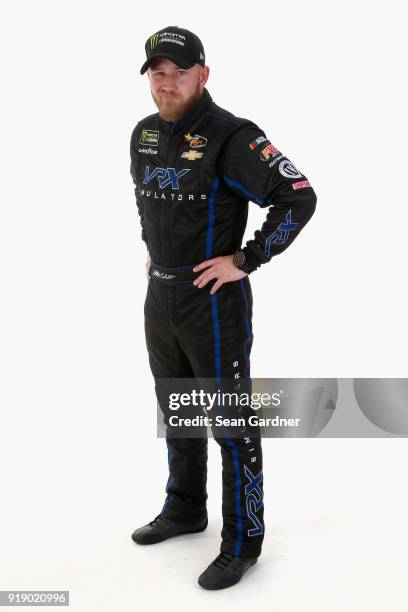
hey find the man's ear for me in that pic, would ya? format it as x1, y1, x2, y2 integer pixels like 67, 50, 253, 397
200, 65, 210, 88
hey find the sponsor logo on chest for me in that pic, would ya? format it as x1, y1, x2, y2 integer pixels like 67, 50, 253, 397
143, 166, 190, 189
181, 133, 207, 161
139, 129, 159, 146
184, 133, 207, 148
141, 165, 206, 201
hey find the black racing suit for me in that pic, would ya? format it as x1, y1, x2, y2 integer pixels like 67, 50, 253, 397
130, 87, 316, 559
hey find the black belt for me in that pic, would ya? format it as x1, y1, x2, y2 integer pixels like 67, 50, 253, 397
149, 262, 199, 284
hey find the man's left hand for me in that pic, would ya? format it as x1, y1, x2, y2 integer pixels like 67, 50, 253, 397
193, 255, 247, 294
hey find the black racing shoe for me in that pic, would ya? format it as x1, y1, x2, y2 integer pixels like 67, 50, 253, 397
131, 513, 208, 545
198, 552, 258, 590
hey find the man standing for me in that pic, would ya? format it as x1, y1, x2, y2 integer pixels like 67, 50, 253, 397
130, 26, 316, 589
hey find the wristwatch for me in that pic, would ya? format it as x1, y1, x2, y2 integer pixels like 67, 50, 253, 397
232, 250, 250, 274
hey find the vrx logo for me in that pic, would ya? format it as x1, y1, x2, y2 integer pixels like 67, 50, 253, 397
264, 209, 298, 256
244, 465, 264, 537
143, 166, 191, 190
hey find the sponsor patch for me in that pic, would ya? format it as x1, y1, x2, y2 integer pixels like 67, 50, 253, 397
181, 150, 204, 161
139, 129, 159, 147
279, 160, 303, 179
260, 143, 279, 162
143, 166, 191, 189
268, 154, 284, 169
292, 180, 311, 191
138, 147, 158, 155
184, 133, 207, 148
244, 465, 264, 537
265, 210, 298, 255
249, 136, 267, 150
151, 270, 175, 280
150, 32, 186, 49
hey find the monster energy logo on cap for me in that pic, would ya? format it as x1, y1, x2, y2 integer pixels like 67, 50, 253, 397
140, 26, 206, 75
150, 33, 160, 49
150, 31, 186, 49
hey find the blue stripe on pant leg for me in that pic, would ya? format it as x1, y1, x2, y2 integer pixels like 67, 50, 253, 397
210, 292, 243, 557
239, 278, 252, 379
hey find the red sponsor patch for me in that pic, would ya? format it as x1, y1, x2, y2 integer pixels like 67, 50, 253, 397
292, 180, 311, 191
260, 143, 278, 161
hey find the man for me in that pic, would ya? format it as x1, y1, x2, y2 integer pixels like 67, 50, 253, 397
130, 26, 316, 590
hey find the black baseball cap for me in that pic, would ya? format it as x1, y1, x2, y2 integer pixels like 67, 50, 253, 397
140, 26, 205, 75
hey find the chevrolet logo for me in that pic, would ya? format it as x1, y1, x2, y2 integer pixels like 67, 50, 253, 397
181, 150, 204, 161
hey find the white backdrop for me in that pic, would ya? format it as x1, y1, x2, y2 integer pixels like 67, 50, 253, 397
1, 1, 407, 610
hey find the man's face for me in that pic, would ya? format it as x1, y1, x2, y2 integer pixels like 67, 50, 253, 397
148, 57, 209, 122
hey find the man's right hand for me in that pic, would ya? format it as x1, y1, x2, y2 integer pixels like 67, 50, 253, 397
146, 253, 151, 280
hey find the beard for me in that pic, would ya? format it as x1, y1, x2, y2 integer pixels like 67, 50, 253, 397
151, 84, 202, 123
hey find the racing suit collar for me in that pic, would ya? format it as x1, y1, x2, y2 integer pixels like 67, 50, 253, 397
159, 87, 212, 135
